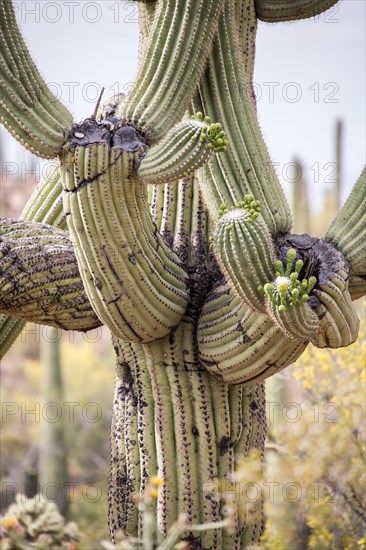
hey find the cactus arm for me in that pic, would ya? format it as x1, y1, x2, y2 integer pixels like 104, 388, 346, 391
0, 315, 23, 358
324, 167, 366, 283
211, 202, 277, 312
197, 282, 307, 384
0, 0, 73, 158
137, 2, 157, 67
0, 165, 67, 357
0, 218, 101, 331
138, 114, 228, 185
118, 0, 225, 140
192, 0, 292, 234
255, 0, 339, 22
268, 235, 359, 348
235, 0, 258, 101
22, 164, 66, 229
61, 133, 190, 343
348, 276, 366, 302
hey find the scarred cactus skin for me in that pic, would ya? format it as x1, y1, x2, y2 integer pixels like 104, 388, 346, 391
0, 0, 364, 547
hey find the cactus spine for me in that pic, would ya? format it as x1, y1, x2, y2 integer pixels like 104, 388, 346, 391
0, 0, 365, 547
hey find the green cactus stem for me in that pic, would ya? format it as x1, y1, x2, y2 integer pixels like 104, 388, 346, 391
192, 0, 292, 234
21, 164, 66, 229
236, 0, 258, 91
255, 0, 339, 22
138, 114, 228, 184
0, 218, 101, 331
325, 167, 366, 281
211, 202, 277, 312
0, 165, 68, 358
0, 315, 23, 358
314, 275, 359, 348
118, 0, 226, 140
110, 334, 266, 548
0, 0, 72, 157
265, 298, 320, 343
348, 275, 366, 302
60, 121, 190, 342
272, 234, 359, 347
197, 282, 308, 384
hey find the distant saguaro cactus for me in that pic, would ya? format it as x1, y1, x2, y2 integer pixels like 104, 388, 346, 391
0, 0, 364, 547
39, 328, 68, 517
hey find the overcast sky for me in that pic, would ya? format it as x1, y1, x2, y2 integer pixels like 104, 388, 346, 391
2, 0, 365, 209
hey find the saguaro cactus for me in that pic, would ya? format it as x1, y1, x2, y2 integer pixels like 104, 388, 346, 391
0, 0, 364, 547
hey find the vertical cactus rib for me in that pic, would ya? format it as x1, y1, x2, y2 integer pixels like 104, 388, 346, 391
144, 339, 178, 535
22, 164, 66, 229
0, 314, 23, 358
235, 0, 258, 92
0, 0, 72, 157
109, 342, 130, 540
233, 382, 267, 548
255, 0, 339, 22
209, 378, 237, 550
348, 275, 366, 301
123, 360, 140, 536
163, 328, 201, 528
118, 0, 226, 140
61, 141, 190, 342
325, 167, 366, 278
193, 0, 292, 234
160, 181, 178, 245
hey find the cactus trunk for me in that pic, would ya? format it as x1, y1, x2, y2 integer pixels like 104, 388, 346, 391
107, 177, 267, 547
110, 334, 267, 548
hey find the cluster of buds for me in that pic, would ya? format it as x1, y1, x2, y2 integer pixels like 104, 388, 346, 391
218, 195, 261, 223
191, 112, 228, 152
258, 248, 317, 312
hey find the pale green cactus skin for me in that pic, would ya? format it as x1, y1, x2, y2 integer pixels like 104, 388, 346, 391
0, 0, 365, 547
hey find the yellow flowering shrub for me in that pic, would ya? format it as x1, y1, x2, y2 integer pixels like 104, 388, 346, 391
262, 304, 366, 549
